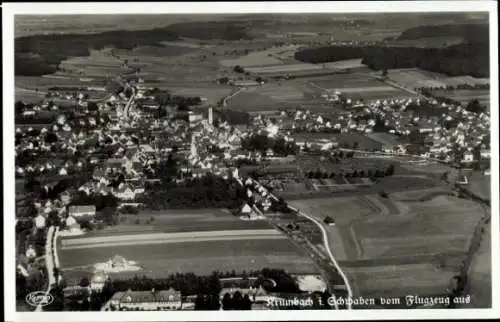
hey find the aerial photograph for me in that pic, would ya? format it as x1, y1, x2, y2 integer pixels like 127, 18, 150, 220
12, 10, 492, 312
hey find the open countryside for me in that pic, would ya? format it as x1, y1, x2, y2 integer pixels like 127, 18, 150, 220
13, 10, 492, 314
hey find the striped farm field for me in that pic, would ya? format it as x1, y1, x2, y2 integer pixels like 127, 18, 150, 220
347, 263, 457, 300
387, 68, 489, 89
335, 86, 399, 93
386, 68, 445, 88
61, 229, 285, 249
58, 208, 320, 282
322, 58, 366, 70
309, 73, 411, 100
245, 63, 324, 75
59, 238, 319, 284
257, 83, 305, 101
288, 192, 486, 301
165, 86, 234, 105
219, 51, 283, 68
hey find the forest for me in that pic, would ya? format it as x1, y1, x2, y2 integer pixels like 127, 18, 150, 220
294, 42, 489, 77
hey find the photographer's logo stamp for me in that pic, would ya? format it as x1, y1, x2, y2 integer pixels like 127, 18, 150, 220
25, 291, 54, 307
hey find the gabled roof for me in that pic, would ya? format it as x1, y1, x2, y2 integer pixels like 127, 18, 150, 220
111, 288, 182, 304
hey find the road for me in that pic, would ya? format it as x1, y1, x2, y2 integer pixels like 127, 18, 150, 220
287, 205, 353, 310
35, 226, 56, 312
236, 175, 353, 310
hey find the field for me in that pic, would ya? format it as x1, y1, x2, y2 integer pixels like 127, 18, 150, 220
161, 85, 234, 105
364, 133, 401, 147
257, 83, 306, 101
57, 47, 224, 84
58, 209, 319, 284
322, 59, 366, 70
15, 74, 109, 102
386, 36, 465, 48
335, 133, 384, 150
386, 68, 490, 90
219, 45, 305, 68
219, 51, 284, 68
15, 75, 103, 93
385, 68, 444, 89
289, 193, 485, 300
432, 89, 490, 108
225, 90, 282, 112
309, 73, 409, 101
224, 82, 322, 113
465, 223, 491, 308
245, 63, 324, 75
15, 87, 46, 103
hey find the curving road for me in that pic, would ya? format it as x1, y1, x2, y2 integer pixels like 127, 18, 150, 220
236, 175, 353, 310
287, 205, 354, 310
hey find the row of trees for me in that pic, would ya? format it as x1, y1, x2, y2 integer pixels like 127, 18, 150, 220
305, 164, 394, 180
241, 134, 299, 156
416, 83, 489, 92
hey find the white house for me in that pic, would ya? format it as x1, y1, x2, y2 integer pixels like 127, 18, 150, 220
90, 271, 109, 292
480, 149, 490, 159
462, 151, 475, 163
34, 214, 46, 229
26, 245, 37, 259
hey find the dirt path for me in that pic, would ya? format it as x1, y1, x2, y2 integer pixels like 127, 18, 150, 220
459, 202, 491, 308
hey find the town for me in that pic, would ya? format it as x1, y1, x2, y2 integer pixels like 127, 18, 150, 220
13, 11, 492, 312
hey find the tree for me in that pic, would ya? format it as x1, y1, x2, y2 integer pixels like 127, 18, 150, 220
324, 216, 335, 225
194, 294, 206, 310
242, 294, 252, 310
47, 211, 60, 227
465, 99, 484, 114
208, 294, 221, 310
233, 65, 244, 73
15, 101, 26, 115
232, 291, 244, 310
385, 164, 395, 176
79, 276, 90, 288
208, 272, 221, 295
222, 293, 233, 310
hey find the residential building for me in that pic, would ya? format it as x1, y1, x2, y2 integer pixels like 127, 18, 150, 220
106, 288, 182, 311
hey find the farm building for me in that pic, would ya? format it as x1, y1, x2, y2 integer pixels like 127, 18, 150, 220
68, 205, 96, 218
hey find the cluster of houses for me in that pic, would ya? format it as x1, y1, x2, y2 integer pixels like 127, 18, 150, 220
238, 93, 490, 164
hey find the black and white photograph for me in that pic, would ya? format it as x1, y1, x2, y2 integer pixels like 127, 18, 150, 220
3, 1, 499, 321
